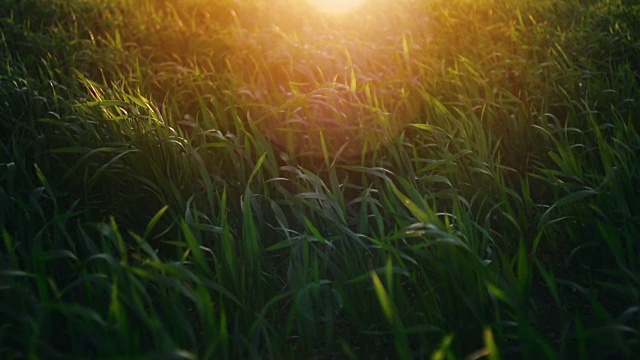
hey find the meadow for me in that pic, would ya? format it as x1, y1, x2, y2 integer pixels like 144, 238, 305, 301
1, 0, 639, 358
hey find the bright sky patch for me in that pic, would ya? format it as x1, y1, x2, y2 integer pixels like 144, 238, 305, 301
305, 0, 368, 14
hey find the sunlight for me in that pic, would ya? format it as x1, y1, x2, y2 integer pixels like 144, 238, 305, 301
304, 0, 368, 14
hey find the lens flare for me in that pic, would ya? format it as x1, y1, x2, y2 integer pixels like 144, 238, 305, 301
305, 0, 368, 14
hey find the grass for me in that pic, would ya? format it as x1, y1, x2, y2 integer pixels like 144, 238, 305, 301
1, 0, 639, 358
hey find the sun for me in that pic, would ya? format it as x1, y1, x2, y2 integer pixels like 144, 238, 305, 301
304, 0, 368, 14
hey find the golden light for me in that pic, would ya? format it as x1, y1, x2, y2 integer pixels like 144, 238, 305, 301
304, 0, 368, 14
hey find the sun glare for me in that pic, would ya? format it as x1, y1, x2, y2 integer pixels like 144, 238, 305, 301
305, 0, 368, 14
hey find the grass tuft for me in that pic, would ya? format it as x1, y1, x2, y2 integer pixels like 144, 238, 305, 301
1, 0, 639, 358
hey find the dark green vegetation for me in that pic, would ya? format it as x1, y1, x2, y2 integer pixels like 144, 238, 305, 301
1, 0, 639, 358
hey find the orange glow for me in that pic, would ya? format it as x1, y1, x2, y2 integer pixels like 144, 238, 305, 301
305, 0, 368, 14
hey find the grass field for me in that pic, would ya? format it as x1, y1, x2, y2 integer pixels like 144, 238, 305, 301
1, 0, 639, 358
